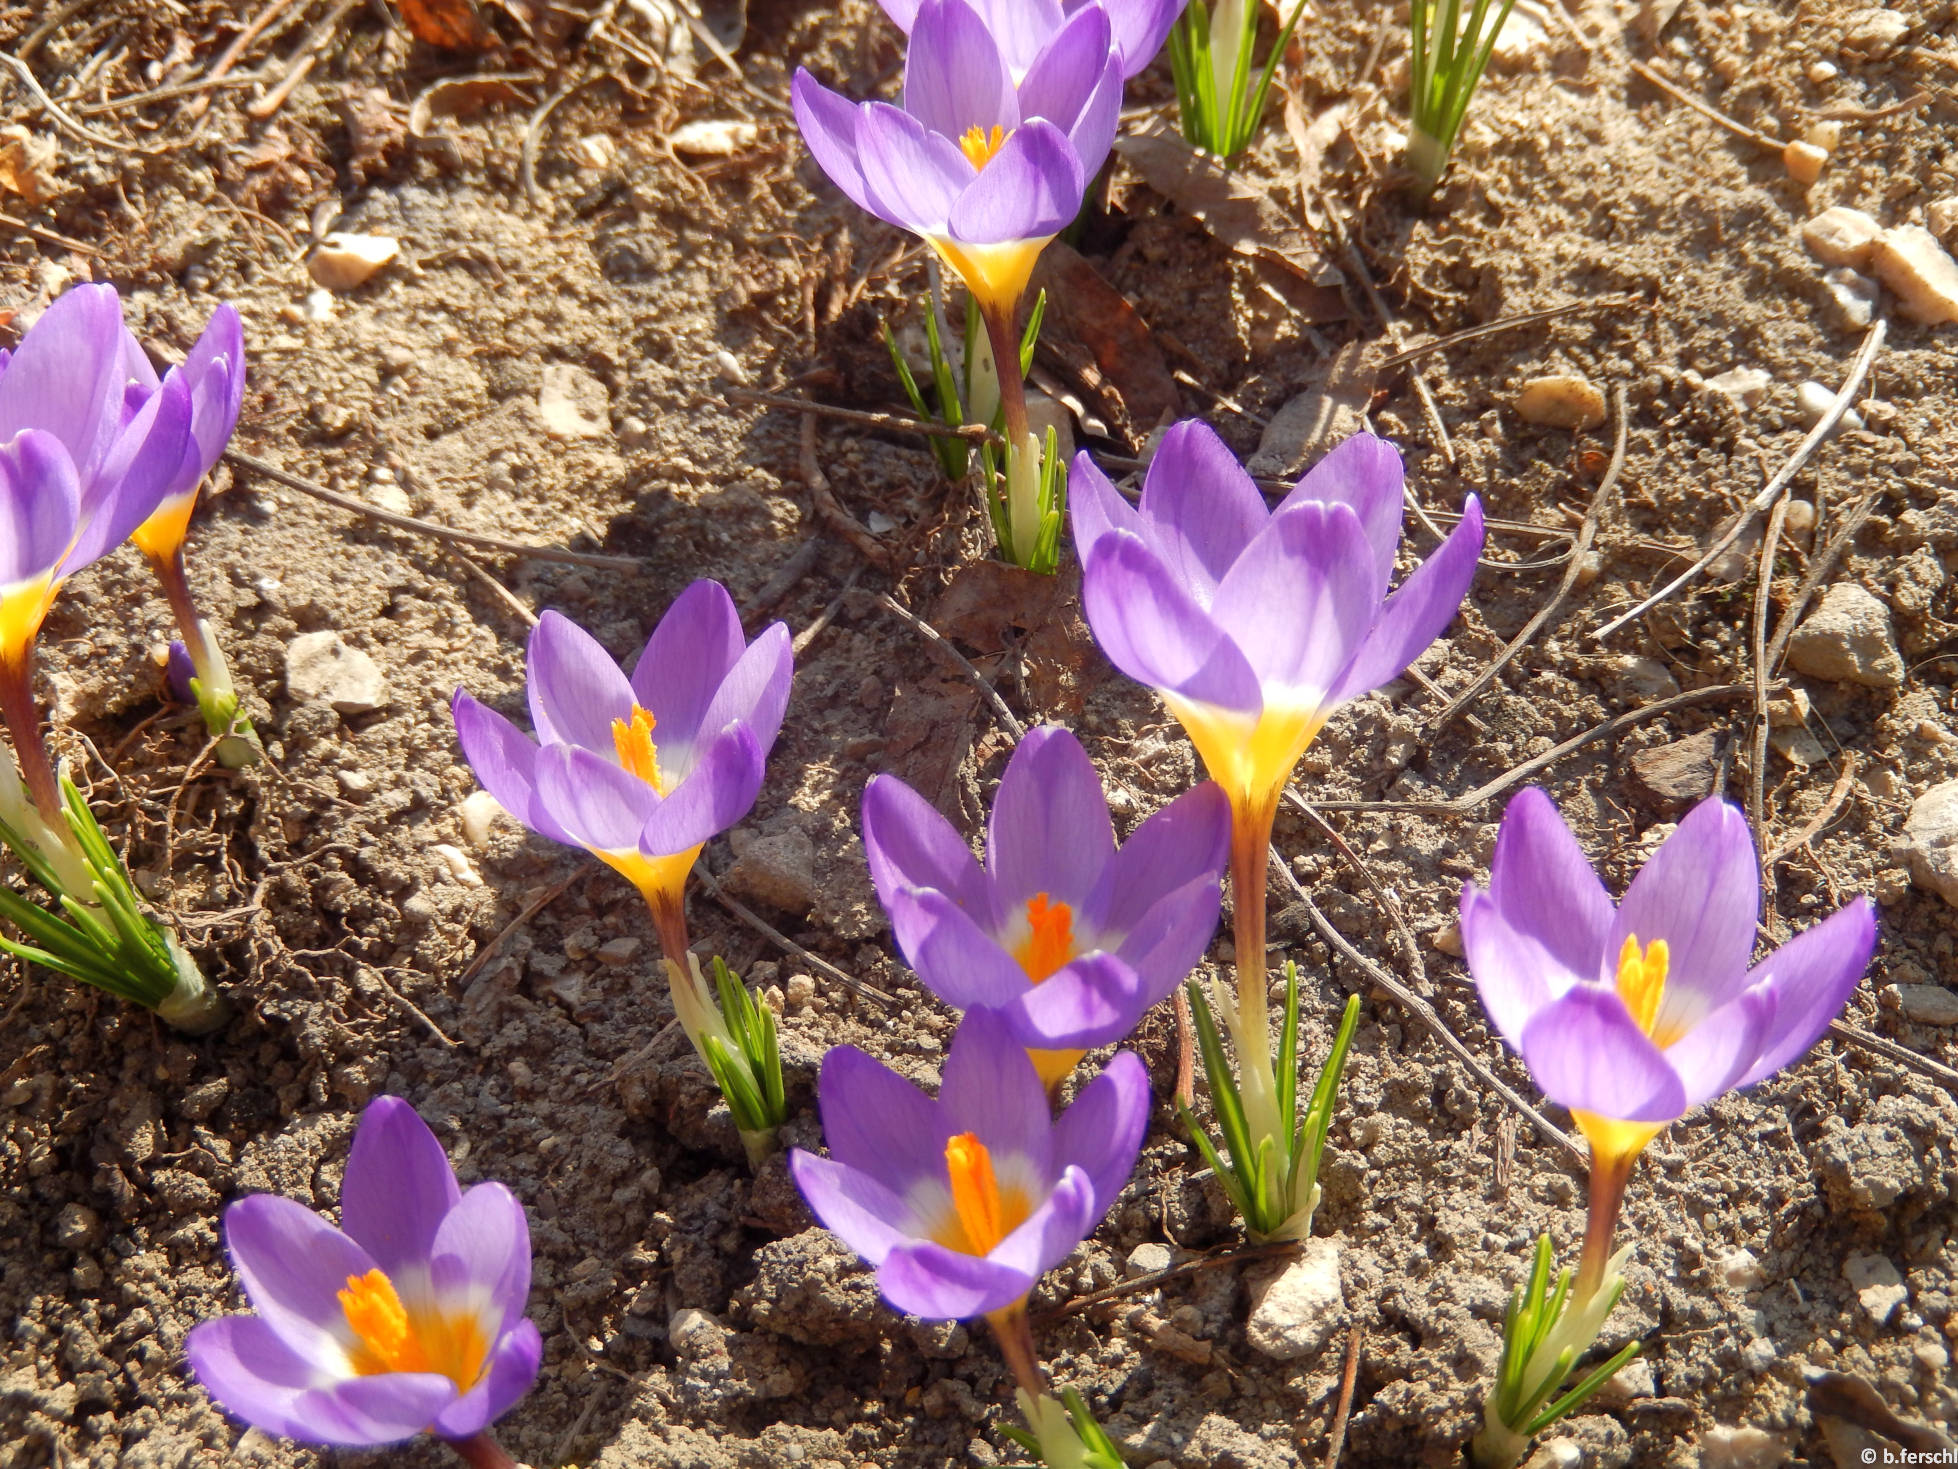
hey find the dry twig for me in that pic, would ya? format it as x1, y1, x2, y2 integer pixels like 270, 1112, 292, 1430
878, 594, 1025, 740
692, 867, 894, 1006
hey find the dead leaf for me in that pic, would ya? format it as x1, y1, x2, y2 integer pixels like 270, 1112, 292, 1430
1112, 118, 1345, 307
931, 561, 1094, 721
397, 0, 494, 49
1030, 243, 1180, 446
1806, 1370, 1957, 1453
407, 76, 533, 137
337, 89, 408, 185
0, 126, 63, 208
1280, 92, 1350, 205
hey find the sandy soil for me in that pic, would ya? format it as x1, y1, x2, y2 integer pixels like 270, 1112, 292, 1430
1, 1, 1955, 1466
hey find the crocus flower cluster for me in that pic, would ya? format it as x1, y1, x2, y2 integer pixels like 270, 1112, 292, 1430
189, 1097, 541, 1454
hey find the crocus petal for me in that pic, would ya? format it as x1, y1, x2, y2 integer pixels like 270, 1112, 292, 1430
1005, 952, 1147, 1049
187, 1317, 457, 1446
861, 773, 999, 923
1208, 498, 1377, 696
789, 1151, 914, 1267
66, 370, 192, 572
692, 621, 793, 767
947, 118, 1083, 244
1089, 779, 1229, 938
1104, 876, 1223, 1007
905, 0, 1018, 141
814, 1045, 949, 1199
877, 0, 923, 30
1666, 985, 1776, 1109
175, 302, 245, 489
432, 1320, 543, 1441
1018, 6, 1118, 161
1135, 418, 1272, 602
451, 692, 577, 848
0, 430, 82, 586
1051, 1050, 1150, 1214
1324, 494, 1484, 706
1066, 450, 1142, 561
857, 103, 973, 236
986, 725, 1114, 909
637, 722, 765, 854
338, 1097, 461, 1279
0, 284, 128, 485
426, 1183, 531, 1337
223, 1195, 378, 1362
987, 1162, 1098, 1280
965, 0, 1068, 76
792, 72, 878, 219
1460, 887, 1559, 1053
524, 611, 636, 755
883, 886, 1036, 1008
531, 742, 662, 854
1275, 431, 1406, 599
1612, 796, 1759, 1029
1734, 899, 1876, 1087
629, 578, 746, 755
1517, 986, 1688, 1123
878, 1238, 1032, 1319
938, 1006, 1052, 1165
1104, 0, 1186, 76
1480, 787, 1615, 997
1078, 531, 1263, 711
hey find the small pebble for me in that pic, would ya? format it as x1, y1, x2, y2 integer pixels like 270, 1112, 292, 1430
429, 843, 483, 888
1782, 499, 1817, 538
594, 937, 642, 965
1794, 380, 1864, 432
1715, 1249, 1768, 1289
1841, 7, 1910, 55
784, 974, 817, 1009
668, 119, 760, 156
1821, 267, 1879, 329
1884, 983, 1958, 1026
1800, 205, 1881, 269
1807, 61, 1838, 83
1869, 225, 1958, 325
1802, 119, 1843, 151
302, 287, 337, 322
308, 232, 399, 291
1515, 374, 1606, 431
1703, 366, 1771, 407
1783, 139, 1828, 187
1430, 922, 1464, 957
458, 790, 507, 848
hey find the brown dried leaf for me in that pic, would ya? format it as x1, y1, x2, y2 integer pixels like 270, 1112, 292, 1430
396, 0, 494, 49
1112, 118, 1344, 297
1030, 242, 1180, 445
407, 76, 533, 137
0, 126, 63, 208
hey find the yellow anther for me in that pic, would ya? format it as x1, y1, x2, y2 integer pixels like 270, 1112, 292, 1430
1013, 893, 1075, 984
338, 1268, 490, 1390
959, 124, 1008, 171
1613, 933, 1670, 1041
610, 704, 665, 792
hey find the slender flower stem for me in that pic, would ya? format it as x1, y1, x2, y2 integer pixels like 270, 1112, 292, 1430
1224, 792, 1283, 1149
446, 1431, 521, 1469
643, 886, 691, 970
146, 547, 203, 657
0, 650, 61, 825
979, 301, 1031, 445
986, 1301, 1047, 1399
1576, 1147, 1637, 1301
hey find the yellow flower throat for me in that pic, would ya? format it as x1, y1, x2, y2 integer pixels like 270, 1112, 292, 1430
960, 125, 1009, 170
936, 1132, 1031, 1256
338, 1268, 488, 1390
611, 704, 665, 792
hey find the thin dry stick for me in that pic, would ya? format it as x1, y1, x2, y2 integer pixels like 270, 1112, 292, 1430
0, 52, 166, 155
692, 867, 894, 1006
800, 413, 892, 567
186, 0, 303, 119
521, 77, 605, 205
1371, 298, 1642, 370
375, 968, 458, 1048
1828, 1020, 1958, 1094
1034, 1239, 1303, 1323
1764, 486, 1884, 674
1270, 855, 1584, 1163
458, 871, 585, 986
1324, 1318, 1366, 1469
1764, 753, 1860, 866
1747, 489, 1793, 863
725, 387, 998, 445
1284, 793, 1429, 985
1316, 682, 1768, 816
447, 547, 539, 628
1627, 58, 1782, 147
225, 449, 643, 570
790, 565, 864, 657
878, 594, 1026, 741
245, 0, 357, 120
1428, 386, 1629, 737
75, 73, 263, 115
1593, 318, 1886, 641
0, 210, 102, 257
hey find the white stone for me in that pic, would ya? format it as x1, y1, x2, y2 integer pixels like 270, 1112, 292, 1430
1521, 1440, 1581, 1469
1611, 654, 1680, 701
1784, 584, 1903, 687
1800, 206, 1881, 269
458, 790, 508, 848
1884, 983, 1958, 1026
429, 843, 483, 887
1245, 1239, 1343, 1361
1900, 780, 1958, 908
1821, 267, 1879, 329
537, 363, 610, 439
1870, 225, 1958, 326
1844, 1253, 1907, 1327
301, 287, 337, 321
1698, 1425, 1789, 1469
1489, 6, 1549, 67
722, 828, 819, 916
1430, 921, 1464, 957
1704, 367, 1771, 408
1782, 140, 1828, 187
307, 232, 399, 291
1795, 379, 1864, 432
1842, 7, 1910, 55
1807, 61, 1838, 83
1803, 120, 1843, 152
284, 632, 387, 714
1126, 1242, 1175, 1278
1714, 1249, 1768, 1290
668, 119, 760, 156
1515, 374, 1606, 431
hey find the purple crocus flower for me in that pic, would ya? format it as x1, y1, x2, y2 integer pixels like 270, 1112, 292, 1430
452, 583, 792, 951
1463, 789, 1877, 1171
1071, 420, 1485, 828
187, 1096, 542, 1449
790, 1006, 1147, 1322
0, 284, 192, 674
874, 0, 1187, 81
862, 724, 1227, 1087
127, 302, 246, 564
792, 0, 1123, 316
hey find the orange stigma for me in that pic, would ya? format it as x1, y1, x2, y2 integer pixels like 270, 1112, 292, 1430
1013, 893, 1074, 983
939, 1132, 1029, 1256
959, 124, 1009, 171
610, 704, 665, 791
337, 1268, 489, 1390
